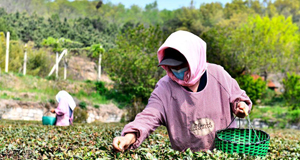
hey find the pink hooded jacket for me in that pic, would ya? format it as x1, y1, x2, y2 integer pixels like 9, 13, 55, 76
55, 91, 76, 126
121, 30, 252, 152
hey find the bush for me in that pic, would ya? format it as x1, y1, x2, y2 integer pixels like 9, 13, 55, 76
260, 88, 277, 105
95, 81, 107, 95
45, 75, 56, 80
126, 97, 146, 122
79, 101, 87, 110
282, 73, 300, 110
93, 104, 99, 109
103, 24, 165, 103
235, 75, 267, 105
48, 99, 56, 105
286, 109, 300, 123
73, 107, 88, 123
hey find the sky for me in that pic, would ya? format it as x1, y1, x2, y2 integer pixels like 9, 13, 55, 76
105, 0, 233, 10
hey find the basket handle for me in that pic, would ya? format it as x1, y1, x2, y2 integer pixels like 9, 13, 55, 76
226, 115, 261, 143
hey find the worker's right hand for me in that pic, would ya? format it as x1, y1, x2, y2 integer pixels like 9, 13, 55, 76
112, 133, 136, 152
50, 109, 55, 113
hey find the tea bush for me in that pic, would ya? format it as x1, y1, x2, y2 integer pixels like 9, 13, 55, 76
0, 120, 299, 159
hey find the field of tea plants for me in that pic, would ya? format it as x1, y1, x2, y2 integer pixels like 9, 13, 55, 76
0, 120, 299, 159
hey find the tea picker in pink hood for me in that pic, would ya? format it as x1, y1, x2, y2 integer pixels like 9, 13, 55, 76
51, 90, 76, 126
112, 30, 252, 152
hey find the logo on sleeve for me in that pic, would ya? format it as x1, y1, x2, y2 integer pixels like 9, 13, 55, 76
190, 118, 215, 136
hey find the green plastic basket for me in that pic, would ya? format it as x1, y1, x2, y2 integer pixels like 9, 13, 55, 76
42, 116, 56, 125
215, 116, 270, 157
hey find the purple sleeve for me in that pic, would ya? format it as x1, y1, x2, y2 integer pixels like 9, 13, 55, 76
121, 92, 166, 149
55, 99, 68, 116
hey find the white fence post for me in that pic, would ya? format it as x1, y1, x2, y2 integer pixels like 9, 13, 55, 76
56, 52, 58, 78
5, 32, 10, 72
23, 44, 27, 75
48, 49, 67, 77
98, 53, 102, 81
64, 50, 68, 80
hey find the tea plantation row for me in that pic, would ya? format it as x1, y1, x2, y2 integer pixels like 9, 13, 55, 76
0, 120, 299, 159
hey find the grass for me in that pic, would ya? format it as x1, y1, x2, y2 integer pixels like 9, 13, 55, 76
0, 72, 112, 107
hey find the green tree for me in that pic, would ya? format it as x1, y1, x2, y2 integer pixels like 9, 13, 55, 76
231, 15, 299, 80
201, 12, 250, 77
90, 44, 105, 81
103, 24, 165, 103
199, 2, 224, 28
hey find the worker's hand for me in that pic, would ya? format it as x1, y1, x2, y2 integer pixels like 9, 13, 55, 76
235, 101, 249, 118
50, 109, 55, 113
112, 133, 136, 152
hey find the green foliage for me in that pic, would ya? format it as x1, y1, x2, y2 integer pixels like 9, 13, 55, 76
48, 99, 56, 105
45, 75, 56, 80
0, 120, 299, 159
250, 106, 288, 128
286, 109, 300, 124
78, 101, 87, 110
89, 43, 105, 58
233, 15, 299, 77
202, 25, 246, 77
126, 97, 146, 122
103, 24, 165, 102
203, 15, 300, 78
42, 37, 84, 53
93, 104, 99, 109
95, 81, 108, 95
235, 75, 267, 105
0, 16, 18, 40
261, 89, 276, 102
260, 89, 283, 106
282, 73, 300, 110
0, 38, 52, 76
73, 107, 88, 123
0, 9, 118, 49
26, 47, 52, 77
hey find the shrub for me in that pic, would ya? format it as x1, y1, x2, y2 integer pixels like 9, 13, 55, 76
286, 109, 300, 123
94, 104, 99, 109
79, 101, 87, 110
73, 107, 88, 123
48, 99, 56, 105
260, 88, 276, 105
282, 73, 300, 110
126, 97, 145, 122
235, 75, 267, 105
95, 81, 107, 95
103, 24, 165, 103
45, 75, 56, 80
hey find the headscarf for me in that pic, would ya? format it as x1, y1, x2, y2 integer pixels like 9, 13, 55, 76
56, 90, 76, 110
157, 30, 207, 86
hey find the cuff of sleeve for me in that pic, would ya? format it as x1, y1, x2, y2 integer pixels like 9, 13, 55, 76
233, 98, 241, 113
122, 130, 141, 150
233, 99, 251, 114
54, 109, 64, 115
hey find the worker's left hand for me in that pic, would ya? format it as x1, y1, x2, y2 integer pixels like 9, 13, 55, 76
50, 109, 55, 113
235, 101, 249, 118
